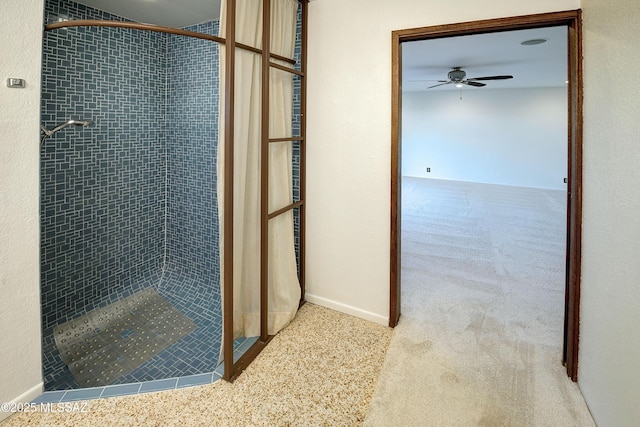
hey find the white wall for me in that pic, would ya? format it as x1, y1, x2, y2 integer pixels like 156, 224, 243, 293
0, 0, 45, 420
306, 0, 580, 324
402, 87, 568, 190
579, 0, 640, 425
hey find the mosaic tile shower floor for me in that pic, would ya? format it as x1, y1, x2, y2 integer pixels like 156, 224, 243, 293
44, 268, 222, 391
53, 288, 197, 388
33, 337, 258, 404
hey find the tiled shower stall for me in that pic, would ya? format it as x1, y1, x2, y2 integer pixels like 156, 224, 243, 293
40, 0, 301, 391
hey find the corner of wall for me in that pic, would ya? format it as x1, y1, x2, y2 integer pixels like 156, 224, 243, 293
305, 293, 389, 326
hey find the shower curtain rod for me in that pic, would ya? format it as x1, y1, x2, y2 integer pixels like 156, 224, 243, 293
44, 19, 297, 66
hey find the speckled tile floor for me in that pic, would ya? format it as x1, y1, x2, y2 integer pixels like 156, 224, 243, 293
2, 304, 393, 427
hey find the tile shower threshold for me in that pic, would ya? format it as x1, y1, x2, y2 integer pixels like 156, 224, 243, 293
32, 337, 258, 404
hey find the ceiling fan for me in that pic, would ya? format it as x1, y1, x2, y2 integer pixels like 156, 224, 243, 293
419, 67, 513, 89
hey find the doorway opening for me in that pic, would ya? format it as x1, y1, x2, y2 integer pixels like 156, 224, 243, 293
389, 10, 583, 381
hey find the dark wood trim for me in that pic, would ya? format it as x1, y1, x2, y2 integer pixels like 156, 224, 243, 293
226, 335, 275, 382
564, 10, 583, 382
390, 10, 583, 380
269, 137, 305, 143
389, 30, 402, 328
270, 53, 297, 66
394, 10, 582, 42
238, 42, 297, 65
270, 61, 305, 76
222, 0, 237, 382
268, 201, 304, 219
269, 52, 297, 65
260, 0, 272, 342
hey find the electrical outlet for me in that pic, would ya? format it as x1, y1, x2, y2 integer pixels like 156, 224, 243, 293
426, 167, 431, 173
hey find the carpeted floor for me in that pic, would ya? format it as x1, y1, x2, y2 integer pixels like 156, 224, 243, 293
3, 304, 392, 427
365, 177, 595, 426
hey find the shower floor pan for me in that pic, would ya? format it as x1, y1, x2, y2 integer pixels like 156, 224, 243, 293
54, 288, 196, 388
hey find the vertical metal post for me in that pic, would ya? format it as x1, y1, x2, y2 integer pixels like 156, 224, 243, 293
223, 0, 236, 382
260, 0, 271, 341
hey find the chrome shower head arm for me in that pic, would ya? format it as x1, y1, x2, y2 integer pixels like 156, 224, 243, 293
42, 119, 94, 137
40, 119, 94, 149
50, 120, 75, 134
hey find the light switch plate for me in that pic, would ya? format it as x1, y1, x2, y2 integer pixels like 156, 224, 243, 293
6, 78, 26, 88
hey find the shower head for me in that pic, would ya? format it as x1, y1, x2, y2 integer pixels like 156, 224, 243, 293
40, 118, 95, 148
66, 119, 93, 127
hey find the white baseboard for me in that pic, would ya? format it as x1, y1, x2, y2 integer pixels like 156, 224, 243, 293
304, 293, 388, 326
0, 382, 43, 422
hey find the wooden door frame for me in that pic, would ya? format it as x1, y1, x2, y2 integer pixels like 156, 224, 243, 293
389, 10, 583, 381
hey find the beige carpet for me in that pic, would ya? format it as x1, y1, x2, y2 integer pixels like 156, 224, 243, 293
365, 177, 595, 426
3, 304, 392, 427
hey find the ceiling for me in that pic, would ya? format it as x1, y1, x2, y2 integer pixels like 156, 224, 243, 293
74, 0, 222, 28
70, 3, 565, 92
402, 26, 568, 92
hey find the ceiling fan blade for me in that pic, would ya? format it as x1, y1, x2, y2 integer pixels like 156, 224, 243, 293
464, 81, 486, 87
467, 75, 513, 81
408, 79, 448, 83
427, 81, 453, 89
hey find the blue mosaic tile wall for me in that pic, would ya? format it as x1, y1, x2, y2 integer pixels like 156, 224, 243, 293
40, 0, 301, 391
41, 0, 167, 332
165, 21, 219, 278
148, 20, 223, 386
40, 0, 222, 390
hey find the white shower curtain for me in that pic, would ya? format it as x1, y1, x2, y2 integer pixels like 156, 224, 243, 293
217, 0, 301, 340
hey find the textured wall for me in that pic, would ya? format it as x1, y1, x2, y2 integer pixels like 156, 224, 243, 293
579, 0, 640, 424
0, 0, 46, 418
